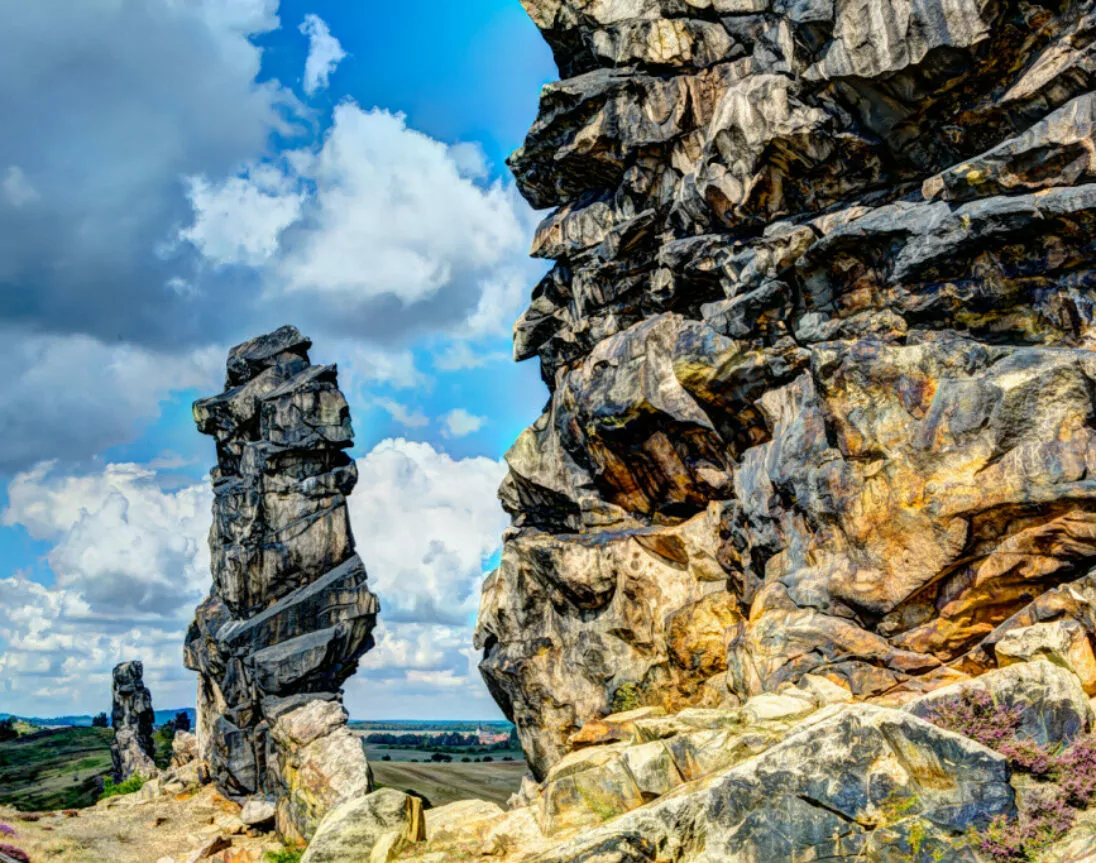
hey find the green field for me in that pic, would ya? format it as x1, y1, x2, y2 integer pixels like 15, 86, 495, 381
0, 724, 527, 814
0, 726, 114, 811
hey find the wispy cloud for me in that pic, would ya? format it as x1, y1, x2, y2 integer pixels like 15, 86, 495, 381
300, 14, 347, 95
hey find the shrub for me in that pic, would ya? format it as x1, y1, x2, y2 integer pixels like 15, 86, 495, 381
610, 682, 642, 713
923, 689, 1096, 862
925, 690, 1056, 776
91, 713, 109, 728
0, 843, 30, 863
1056, 735, 1096, 808
976, 790, 1076, 862
264, 848, 304, 863
98, 773, 147, 800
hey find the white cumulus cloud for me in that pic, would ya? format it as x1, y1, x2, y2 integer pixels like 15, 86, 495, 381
180, 165, 305, 267
0, 438, 509, 718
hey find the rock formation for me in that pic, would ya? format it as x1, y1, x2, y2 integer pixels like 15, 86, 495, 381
474, 0, 1096, 782
110, 660, 158, 782
184, 326, 379, 841
342, 661, 1095, 862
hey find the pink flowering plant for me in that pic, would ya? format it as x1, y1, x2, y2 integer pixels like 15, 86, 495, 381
0, 842, 30, 863
925, 688, 1096, 862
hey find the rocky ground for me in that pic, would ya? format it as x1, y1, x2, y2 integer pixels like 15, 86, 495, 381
0, 783, 285, 863
280, 652, 1096, 862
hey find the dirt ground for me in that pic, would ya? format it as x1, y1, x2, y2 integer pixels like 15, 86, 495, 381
0, 760, 525, 862
0, 785, 286, 863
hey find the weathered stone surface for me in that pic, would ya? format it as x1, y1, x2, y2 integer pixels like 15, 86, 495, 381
240, 799, 276, 828
300, 788, 425, 863
110, 661, 158, 782
996, 619, 1096, 695
477, 0, 1096, 782
171, 731, 198, 769
185, 327, 378, 840
522, 703, 1014, 863
424, 799, 505, 846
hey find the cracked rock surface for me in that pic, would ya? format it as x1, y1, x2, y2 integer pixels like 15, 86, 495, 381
184, 326, 378, 842
475, 0, 1096, 783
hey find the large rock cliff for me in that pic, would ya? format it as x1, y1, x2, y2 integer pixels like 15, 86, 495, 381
184, 326, 378, 841
474, 0, 1096, 782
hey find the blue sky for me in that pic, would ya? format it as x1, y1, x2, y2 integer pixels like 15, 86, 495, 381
0, 0, 556, 720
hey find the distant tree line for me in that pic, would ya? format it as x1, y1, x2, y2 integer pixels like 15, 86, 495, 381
365, 729, 519, 754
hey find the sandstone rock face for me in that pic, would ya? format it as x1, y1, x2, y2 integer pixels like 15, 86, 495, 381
110, 661, 158, 782
184, 326, 378, 841
476, 0, 1096, 780
393, 689, 1021, 862
171, 731, 199, 769
300, 788, 425, 863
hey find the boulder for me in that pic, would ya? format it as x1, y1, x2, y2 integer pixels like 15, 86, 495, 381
424, 799, 505, 845
171, 731, 198, 768
300, 788, 426, 863
533, 704, 1015, 863
240, 799, 276, 828
995, 620, 1096, 696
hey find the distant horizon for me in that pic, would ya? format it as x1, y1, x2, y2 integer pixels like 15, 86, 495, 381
2, 709, 514, 727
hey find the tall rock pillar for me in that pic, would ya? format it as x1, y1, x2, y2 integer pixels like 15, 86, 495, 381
184, 326, 379, 841
110, 660, 157, 782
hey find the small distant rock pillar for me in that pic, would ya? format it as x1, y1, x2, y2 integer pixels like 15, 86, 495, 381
184, 325, 379, 841
110, 660, 158, 782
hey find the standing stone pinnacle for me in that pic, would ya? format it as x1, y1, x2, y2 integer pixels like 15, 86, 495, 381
109, 660, 157, 783
184, 325, 378, 842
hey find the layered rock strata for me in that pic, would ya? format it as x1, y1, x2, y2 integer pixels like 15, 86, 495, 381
184, 326, 378, 841
476, 0, 1096, 780
110, 660, 158, 782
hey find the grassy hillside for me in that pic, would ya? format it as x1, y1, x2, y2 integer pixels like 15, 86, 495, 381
372, 759, 527, 808
0, 726, 113, 811
0, 723, 525, 813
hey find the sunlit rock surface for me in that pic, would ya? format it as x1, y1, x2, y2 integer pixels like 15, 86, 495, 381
474, 0, 1096, 782
184, 326, 378, 841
